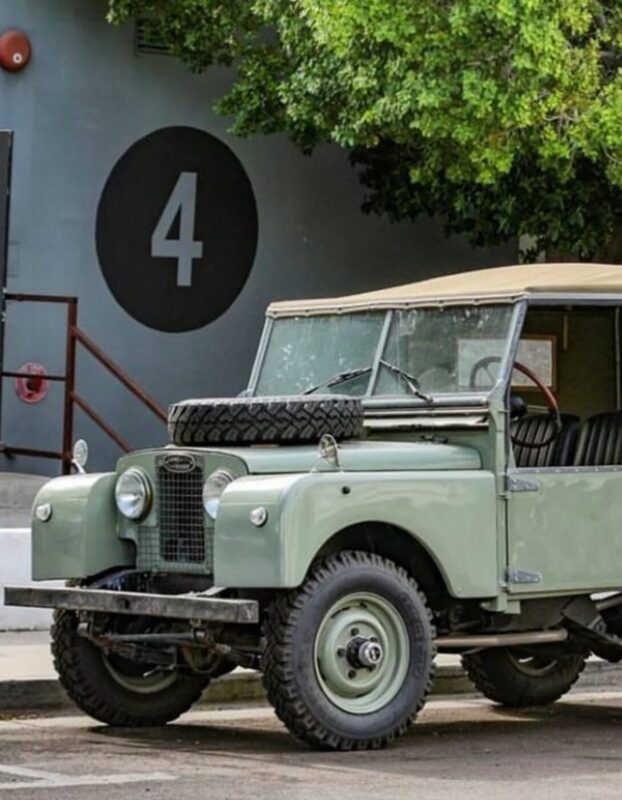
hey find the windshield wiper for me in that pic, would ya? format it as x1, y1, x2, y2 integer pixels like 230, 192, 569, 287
378, 359, 434, 404
303, 366, 372, 395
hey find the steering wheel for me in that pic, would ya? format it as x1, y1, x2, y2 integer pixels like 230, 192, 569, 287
469, 356, 562, 448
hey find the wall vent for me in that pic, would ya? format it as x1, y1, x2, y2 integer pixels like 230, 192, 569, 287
134, 20, 172, 56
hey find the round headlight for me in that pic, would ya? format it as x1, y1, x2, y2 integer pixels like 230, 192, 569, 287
203, 469, 234, 520
115, 468, 152, 520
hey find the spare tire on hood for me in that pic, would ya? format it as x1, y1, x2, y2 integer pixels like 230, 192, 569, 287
167, 395, 364, 446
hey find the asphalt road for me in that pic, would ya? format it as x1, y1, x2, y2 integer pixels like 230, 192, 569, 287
1, 690, 622, 799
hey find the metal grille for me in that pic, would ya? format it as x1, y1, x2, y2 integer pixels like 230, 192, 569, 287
158, 463, 205, 563
136, 458, 213, 575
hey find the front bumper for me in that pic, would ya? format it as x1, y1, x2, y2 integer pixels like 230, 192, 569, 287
4, 586, 259, 625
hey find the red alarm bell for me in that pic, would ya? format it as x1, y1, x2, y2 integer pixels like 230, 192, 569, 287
0, 30, 31, 72
15, 363, 48, 404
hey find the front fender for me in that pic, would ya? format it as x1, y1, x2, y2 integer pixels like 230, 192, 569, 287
215, 470, 498, 597
32, 473, 134, 580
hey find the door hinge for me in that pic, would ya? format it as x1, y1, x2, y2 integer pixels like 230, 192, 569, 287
507, 476, 540, 493
506, 568, 542, 585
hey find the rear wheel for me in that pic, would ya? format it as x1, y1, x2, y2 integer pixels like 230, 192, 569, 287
462, 647, 586, 707
263, 551, 436, 750
51, 609, 210, 726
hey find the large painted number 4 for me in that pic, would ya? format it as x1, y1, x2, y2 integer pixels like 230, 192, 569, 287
151, 172, 204, 287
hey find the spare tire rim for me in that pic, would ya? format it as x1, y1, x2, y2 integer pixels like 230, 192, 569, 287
314, 592, 410, 714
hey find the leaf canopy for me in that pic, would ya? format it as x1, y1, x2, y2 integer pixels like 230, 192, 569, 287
108, 1, 622, 259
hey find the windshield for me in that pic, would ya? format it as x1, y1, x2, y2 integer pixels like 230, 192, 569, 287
377, 305, 516, 396
255, 312, 385, 396
253, 305, 516, 398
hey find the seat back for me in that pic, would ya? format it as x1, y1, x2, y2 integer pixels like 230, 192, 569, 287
573, 412, 622, 466
512, 413, 580, 468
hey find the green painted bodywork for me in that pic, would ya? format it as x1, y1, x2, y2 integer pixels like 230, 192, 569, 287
31, 440, 492, 598
215, 468, 498, 596
222, 440, 481, 474
30, 297, 622, 614
507, 467, 622, 594
31, 473, 133, 580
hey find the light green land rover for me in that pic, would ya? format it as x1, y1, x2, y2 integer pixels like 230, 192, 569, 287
9, 261, 622, 750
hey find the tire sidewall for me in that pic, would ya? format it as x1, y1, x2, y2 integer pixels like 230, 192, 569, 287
281, 561, 434, 742
53, 610, 208, 725
462, 647, 586, 707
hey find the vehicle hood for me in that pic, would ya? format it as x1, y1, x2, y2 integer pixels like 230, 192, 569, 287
221, 440, 481, 474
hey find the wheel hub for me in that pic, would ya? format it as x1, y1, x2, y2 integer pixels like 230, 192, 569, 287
347, 637, 384, 669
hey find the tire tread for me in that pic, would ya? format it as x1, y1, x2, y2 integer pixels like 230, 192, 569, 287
51, 609, 207, 726
262, 550, 436, 750
462, 648, 586, 707
168, 395, 363, 446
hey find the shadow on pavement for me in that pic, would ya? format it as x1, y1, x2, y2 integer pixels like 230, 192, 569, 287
90, 695, 622, 781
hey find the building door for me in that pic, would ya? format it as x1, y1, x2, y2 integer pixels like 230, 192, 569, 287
0, 131, 11, 291
0, 131, 12, 421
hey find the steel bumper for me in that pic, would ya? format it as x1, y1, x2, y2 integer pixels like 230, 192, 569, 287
4, 585, 259, 625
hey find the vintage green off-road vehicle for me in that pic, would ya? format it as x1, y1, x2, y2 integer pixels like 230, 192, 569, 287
10, 262, 622, 750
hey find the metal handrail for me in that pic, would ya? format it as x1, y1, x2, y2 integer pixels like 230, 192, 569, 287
71, 326, 166, 424
0, 292, 167, 473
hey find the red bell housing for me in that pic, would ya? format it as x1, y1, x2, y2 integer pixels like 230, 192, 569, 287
0, 30, 32, 72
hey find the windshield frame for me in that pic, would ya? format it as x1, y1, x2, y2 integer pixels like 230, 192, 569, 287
247, 301, 525, 407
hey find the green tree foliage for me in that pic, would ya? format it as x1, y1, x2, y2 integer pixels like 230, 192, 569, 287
108, 1, 622, 260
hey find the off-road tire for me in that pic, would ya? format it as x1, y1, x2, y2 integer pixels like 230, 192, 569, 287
168, 395, 363, 446
462, 648, 586, 707
51, 609, 209, 726
262, 551, 436, 751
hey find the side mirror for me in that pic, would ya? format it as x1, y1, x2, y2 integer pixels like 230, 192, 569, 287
71, 439, 89, 473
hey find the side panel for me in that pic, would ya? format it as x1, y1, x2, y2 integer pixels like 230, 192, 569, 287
215, 470, 499, 596
508, 469, 622, 593
32, 473, 134, 580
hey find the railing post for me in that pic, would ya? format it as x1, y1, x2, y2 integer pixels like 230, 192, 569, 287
61, 300, 78, 474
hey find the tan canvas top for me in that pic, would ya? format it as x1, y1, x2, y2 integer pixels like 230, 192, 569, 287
267, 263, 622, 317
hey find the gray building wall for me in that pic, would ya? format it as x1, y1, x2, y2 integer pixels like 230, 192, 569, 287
0, 0, 515, 473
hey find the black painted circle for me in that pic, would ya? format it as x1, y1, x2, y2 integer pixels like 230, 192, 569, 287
96, 127, 258, 332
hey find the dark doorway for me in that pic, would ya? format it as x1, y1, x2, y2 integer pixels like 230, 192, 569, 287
0, 131, 12, 436
0, 131, 11, 291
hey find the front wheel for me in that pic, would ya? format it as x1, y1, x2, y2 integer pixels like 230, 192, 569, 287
51, 609, 210, 726
462, 647, 586, 707
263, 551, 436, 750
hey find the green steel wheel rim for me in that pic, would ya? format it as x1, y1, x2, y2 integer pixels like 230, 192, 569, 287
313, 591, 410, 715
506, 651, 560, 678
102, 654, 178, 695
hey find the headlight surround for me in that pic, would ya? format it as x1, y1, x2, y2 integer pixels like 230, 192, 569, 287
203, 469, 234, 520
115, 467, 152, 521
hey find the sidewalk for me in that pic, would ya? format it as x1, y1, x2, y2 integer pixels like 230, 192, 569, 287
2, 630, 622, 715
0, 631, 55, 680
0, 630, 472, 713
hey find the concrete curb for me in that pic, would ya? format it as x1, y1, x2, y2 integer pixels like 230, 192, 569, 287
2, 660, 621, 715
